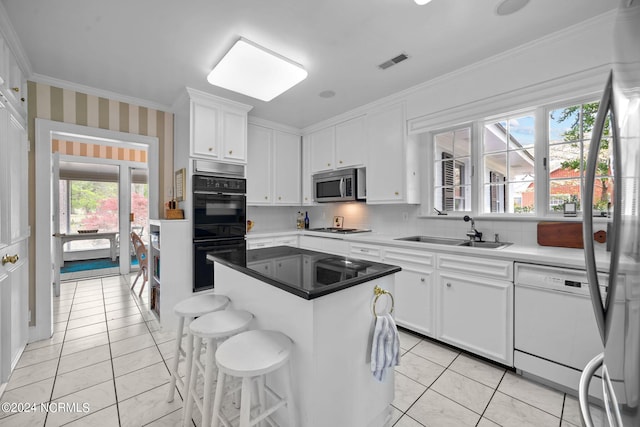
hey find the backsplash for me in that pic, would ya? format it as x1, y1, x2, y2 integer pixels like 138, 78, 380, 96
247, 204, 609, 251
246, 204, 539, 245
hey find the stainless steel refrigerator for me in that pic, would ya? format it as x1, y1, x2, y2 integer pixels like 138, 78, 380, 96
579, 1, 640, 426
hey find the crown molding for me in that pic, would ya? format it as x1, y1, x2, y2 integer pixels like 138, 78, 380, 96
248, 116, 302, 135
30, 73, 172, 112
0, 1, 33, 77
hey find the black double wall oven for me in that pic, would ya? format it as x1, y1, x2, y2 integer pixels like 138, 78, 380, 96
192, 174, 247, 292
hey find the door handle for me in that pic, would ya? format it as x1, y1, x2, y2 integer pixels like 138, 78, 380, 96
2, 254, 19, 265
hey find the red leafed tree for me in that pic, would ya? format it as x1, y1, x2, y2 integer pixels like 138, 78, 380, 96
81, 192, 147, 232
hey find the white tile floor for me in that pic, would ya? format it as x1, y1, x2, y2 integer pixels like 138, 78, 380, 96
1, 274, 605, 426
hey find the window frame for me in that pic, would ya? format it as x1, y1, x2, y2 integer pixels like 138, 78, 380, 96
426, 122, 475, 217
421, 94, 610, 220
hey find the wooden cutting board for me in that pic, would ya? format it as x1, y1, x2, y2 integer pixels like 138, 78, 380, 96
537, 222, 586, 248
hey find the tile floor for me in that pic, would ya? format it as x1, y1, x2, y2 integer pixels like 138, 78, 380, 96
1, 274, 606, 426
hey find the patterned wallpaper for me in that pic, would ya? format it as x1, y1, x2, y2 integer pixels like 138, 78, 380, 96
51, 139, 148, 163
26, 81, 174, 322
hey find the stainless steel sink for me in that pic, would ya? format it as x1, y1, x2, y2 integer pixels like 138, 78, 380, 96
394, 236, 467, 245
395, 235, 512, 249
457, 241, 512, 249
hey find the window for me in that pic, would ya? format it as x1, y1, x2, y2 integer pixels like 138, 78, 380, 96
548, 101, 612, 214
433, 126, 472, 212
482, 114, 536, 213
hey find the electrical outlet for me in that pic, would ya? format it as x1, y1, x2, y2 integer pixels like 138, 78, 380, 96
402, 212, 409, 221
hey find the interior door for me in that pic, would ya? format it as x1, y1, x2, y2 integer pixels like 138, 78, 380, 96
51, 152, 61, 297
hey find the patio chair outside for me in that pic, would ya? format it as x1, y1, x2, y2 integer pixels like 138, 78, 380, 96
130, 231, 148, 296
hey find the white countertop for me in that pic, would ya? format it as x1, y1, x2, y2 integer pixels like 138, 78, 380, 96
246, 229, 618, 272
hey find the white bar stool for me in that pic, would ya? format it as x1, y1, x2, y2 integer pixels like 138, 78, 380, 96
211, 330, 296, 427
182, 309, 254, 427
166, 294, 230, 403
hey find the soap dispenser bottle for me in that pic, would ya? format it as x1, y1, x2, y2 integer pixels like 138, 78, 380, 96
304, 211, 310, 229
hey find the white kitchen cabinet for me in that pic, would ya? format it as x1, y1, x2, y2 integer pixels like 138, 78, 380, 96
273, 130, 301, 204
248, 124, 301, 205
246, 234, 299, 250
0, 34, 26, 120
148, 220, 192, 332
181, 88, 252, 163
335, 116, 366, 168
247, 124, 273, 204
349, 242, 382, 262
366, 102, 419, 204
436, 254, 513, 366
299, 235, 349, 256
0, 102, 29, 388
247, 123, 301, 206
0, 239, 28, 385
301, 136, 313, 205
384, 247, 435, 338
309, 126, 335, 173
307, 115, 366, 175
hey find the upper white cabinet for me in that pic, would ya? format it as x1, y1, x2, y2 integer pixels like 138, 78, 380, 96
335, 116, 366, 168
247, 122, 301, 206
366, 102, 419, 204
307, 115, 366, 174
308, 126, 335, 173
0, 33, 27, 120
0, 107, 28, 247
183, 88, 253, 163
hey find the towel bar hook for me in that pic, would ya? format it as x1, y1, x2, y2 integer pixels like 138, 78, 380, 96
372, 285, 394, 316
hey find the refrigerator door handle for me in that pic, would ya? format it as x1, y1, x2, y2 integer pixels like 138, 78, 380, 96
583, 71, 622, 345
579, 352, 604, 427
602, 364, 624, 426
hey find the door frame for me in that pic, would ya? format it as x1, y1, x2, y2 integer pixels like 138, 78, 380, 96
34, 119, 158, 342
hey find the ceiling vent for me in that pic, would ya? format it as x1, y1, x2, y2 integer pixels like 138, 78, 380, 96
378, 53, 409, 70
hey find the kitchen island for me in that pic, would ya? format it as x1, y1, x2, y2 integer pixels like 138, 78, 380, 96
208, 246, 401, 427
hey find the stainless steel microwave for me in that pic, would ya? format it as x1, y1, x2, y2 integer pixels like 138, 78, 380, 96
313, 168, 366, 203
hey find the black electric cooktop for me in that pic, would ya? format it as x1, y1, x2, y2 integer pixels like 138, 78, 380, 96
207, 246, 400, 299
309, 227, 372, 234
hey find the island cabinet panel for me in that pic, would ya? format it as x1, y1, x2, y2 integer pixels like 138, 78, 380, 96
215, 263, 395, 427
436, 268, 514, 366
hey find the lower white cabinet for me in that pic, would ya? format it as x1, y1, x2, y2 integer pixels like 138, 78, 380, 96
394, 270, 435, 338
246, 235, 299, 250
299, 235, 349, 256
383, 247, 435, 338
435, 256, 514, 366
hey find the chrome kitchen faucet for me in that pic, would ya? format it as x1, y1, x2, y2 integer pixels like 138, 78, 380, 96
463, 215, 483, 242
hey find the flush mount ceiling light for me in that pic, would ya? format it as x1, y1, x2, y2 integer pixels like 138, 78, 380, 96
207, 38, 308, 102
414, 0, 433, 4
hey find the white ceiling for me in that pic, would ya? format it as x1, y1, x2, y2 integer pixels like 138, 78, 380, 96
2, 0, 618, 129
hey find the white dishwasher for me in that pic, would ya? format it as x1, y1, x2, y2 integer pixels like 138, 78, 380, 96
514, 263, 625, 399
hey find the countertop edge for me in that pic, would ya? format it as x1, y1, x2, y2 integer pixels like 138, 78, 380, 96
208, 252, 402, 300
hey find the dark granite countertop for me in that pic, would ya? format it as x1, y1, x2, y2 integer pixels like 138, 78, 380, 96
207, 246, 401, 300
